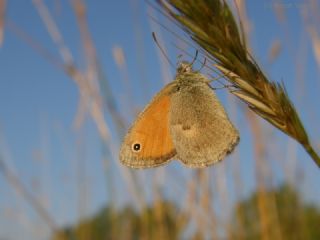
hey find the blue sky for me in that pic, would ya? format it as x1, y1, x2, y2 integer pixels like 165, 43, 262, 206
0, 1, 320, 239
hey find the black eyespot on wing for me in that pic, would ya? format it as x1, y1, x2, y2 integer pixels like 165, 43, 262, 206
132, 143, 141, 152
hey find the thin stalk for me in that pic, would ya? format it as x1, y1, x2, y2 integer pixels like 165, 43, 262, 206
158, 0, 320, 168
303, 143, 320, 167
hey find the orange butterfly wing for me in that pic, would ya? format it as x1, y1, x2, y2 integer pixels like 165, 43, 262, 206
120, 84, 176, 168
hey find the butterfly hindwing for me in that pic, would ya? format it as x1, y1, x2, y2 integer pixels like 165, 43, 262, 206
169, 79, 239, 168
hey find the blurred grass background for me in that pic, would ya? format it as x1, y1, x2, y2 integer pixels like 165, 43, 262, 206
0, 0, 320, 240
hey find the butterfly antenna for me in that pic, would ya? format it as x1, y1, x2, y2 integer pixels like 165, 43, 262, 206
198, 57, 207, 71
152, 32, 175, 68
190, 50, 199, 66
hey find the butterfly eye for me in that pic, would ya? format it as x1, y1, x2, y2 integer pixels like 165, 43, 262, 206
181, 65, 191, 73
132, 143, 141, 152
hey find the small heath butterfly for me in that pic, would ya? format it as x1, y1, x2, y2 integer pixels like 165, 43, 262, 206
120, 61, 239, 168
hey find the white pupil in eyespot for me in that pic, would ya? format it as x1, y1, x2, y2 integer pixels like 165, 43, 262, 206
132, 143, 141, 152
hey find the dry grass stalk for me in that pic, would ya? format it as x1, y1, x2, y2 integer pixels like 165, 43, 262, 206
268, 40, 282, 63
0, 0, 6, 46
247, 112, 282, 240
31, 0, 147, 212
158, 0, 320, 167
6, 2, 147, 237
32, 0, 110, 141
0, 154, 57, 232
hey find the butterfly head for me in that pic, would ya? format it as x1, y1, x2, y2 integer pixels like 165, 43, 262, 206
176, 61, 193, 75
174, 61, 209, 87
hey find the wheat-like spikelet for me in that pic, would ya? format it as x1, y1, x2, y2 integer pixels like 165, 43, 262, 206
158, 0, 320, 167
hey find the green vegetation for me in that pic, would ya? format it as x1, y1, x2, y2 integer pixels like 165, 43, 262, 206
52, 184, 320, 240
229, 185, 320, 240
52, 201, 187, 240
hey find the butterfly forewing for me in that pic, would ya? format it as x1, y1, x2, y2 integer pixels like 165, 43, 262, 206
120, 84, 177, 168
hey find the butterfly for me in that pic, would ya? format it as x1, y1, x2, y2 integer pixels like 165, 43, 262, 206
120, 61, 239, 168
